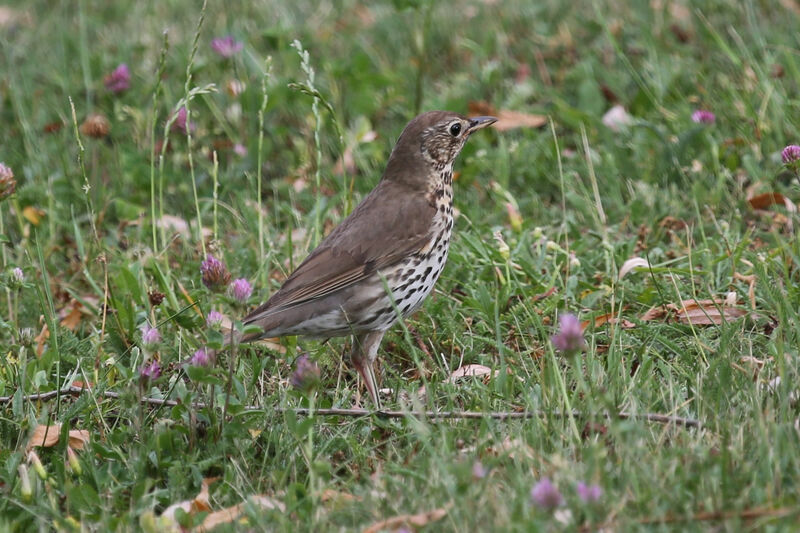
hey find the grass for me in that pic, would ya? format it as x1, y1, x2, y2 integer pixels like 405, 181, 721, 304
2, 0, 800, 530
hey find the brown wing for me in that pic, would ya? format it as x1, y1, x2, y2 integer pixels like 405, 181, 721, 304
244, 179, 435, 324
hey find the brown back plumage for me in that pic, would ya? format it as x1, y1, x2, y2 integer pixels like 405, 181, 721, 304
243, 111, 472, 329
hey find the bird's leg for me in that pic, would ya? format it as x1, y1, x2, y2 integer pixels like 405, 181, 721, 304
350, 330, 385, 409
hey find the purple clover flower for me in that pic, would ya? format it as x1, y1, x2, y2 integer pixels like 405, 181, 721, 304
139, 360, 161, 382
233, 143, 247, 157
206, 310, 224, 328
104, 63, 130, 93
530, 478, 564, 510
190, 348, 211, 367
472, 461, 488, 479
0, 162, 15, 200
140, 323, 161, 346
11, 267, 24, 283
781, 144, 800, 164
290, 354, 321, 392
230, 278, 252, 303
200, 253, 231, 291
550, 313, 585, 354
170, 106, 195, 135
576, 481, 603, 503
691, 110, 716, 125
210, 35, 243, 58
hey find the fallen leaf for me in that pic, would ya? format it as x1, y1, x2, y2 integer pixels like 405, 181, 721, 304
640, 294, 748, 325
0, 6, 32, 28
584, 313, 636, 330
160, 477, 218, 523
59, 300, 84, 331
22, 206, 45, 226
532, 287, 557, 302
157, 214, 190, 238
27, 424, 90, 451
67, 429, 90, 450
468, 101, 546, 131
747, 192, 790, 210
734, 272, 757, 310
601, 105, 633, 131
485, 436, 535, 460
640, 306, 667, 321
362, 503, 452, 533
659, 216, 688, 231
196, 495, 284, 532
321, 489, 360, 504
446, 364, 497, 383
618, 257, 650, 279
34, 323, 49, 357
27, 424, 60, 450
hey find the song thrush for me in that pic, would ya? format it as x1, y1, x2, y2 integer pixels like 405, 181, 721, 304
242, 111, 496, 406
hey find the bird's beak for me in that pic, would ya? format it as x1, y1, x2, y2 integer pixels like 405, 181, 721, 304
467, 116, 498, 133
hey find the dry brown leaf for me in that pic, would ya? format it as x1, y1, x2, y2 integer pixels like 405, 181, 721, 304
468, 101, 546, 131
362, 503, 452, 533
640, 295, 747, 325
734, 272, 757, 310
22, 206, 45, 226
584, 313, 636, 330
446, 364, 497, 383
618, 257, 650, 279
59, 300, 84, 331
673, 298, 747, 325
34, 323, 49, 357
157, 214, 190, 238
532, 287, 557, 302
27, 424, 60, 450
27, 424, 90, 451
640, 306, 668, 322
68, 429, 90, 450
321, 489, 360, 504
747, 192, 788, 210
0, 7, 32, 28
160, 477, 218, 524
196, 495, 285, 532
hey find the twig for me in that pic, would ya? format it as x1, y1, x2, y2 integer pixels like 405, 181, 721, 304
0, 386, 703, 428
581, 505, 795, 531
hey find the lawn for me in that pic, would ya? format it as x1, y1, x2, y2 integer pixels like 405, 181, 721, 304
1, 0, 800, 530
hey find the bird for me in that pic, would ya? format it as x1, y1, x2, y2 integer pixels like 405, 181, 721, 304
241, 111, 496, 407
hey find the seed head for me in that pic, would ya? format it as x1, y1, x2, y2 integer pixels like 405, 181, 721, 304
200, 254, 231, 291
80, 113, 111, 138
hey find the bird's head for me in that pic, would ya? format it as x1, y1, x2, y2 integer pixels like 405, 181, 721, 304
384, 111, 496, 185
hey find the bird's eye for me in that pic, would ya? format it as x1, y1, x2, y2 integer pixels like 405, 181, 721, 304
449, 122, 462, 136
